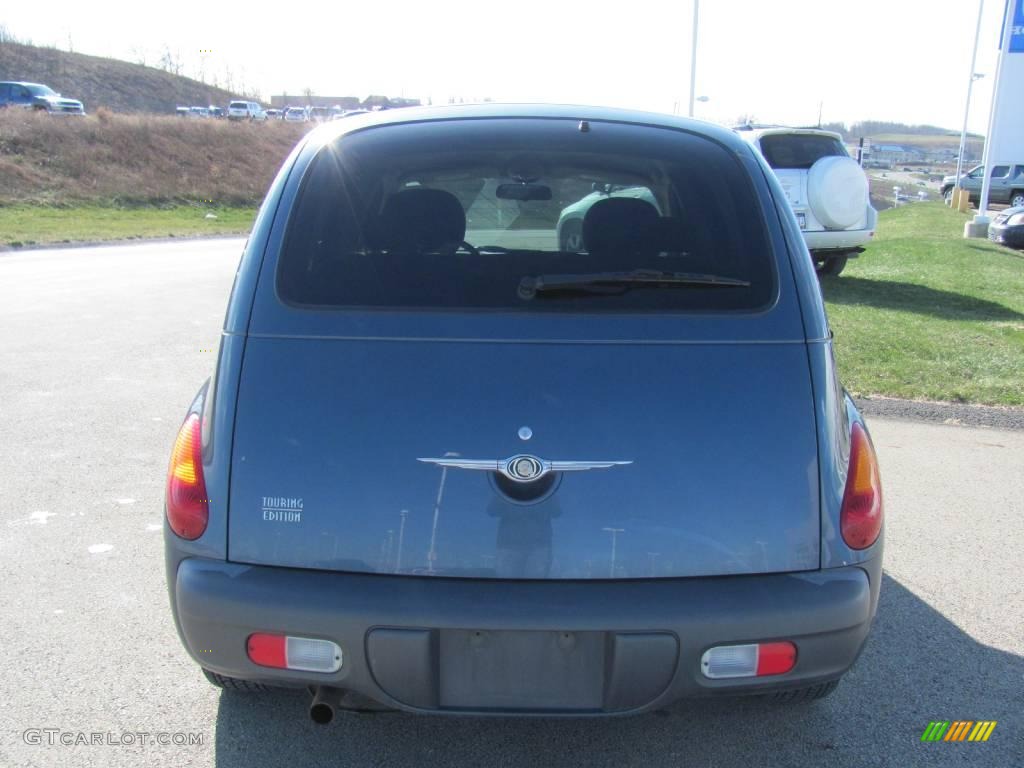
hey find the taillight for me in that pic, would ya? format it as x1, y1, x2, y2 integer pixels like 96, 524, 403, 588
840, 422, 883, 549
247, 633, 343, 673
701, 641, 797, 678
166, 413, 209, 540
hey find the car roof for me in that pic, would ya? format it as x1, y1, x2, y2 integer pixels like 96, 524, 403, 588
1, 81, 46, 88
301, 103, 750, 154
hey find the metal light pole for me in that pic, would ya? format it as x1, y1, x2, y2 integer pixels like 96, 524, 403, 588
955, 0, 986, 201
603, 527, 624, 578
427, 452, 459, 573
395, 509, 408, 574
975, 0, 1017, 224
688, 0, 699, 117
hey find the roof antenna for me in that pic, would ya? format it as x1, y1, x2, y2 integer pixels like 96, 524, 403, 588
817, 101, 823, 128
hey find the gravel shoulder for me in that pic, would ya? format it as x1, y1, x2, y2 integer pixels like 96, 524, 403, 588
855, 395, 1024, 431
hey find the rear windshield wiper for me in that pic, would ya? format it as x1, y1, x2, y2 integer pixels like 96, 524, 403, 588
518, 269, 751, 299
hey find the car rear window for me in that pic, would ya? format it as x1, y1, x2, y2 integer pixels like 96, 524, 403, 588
276, 119, 776, 312
758, 133, 848, 170
230, 101, 247, 109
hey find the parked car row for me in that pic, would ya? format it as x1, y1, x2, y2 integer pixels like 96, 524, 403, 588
280, 104, 371, 123
174, 101, 369, 124
0, 81, 85, 115
176, 105, 226, 119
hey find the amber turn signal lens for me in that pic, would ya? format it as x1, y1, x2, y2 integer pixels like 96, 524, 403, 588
166, 413, 209, 540
840, 422, 883, 549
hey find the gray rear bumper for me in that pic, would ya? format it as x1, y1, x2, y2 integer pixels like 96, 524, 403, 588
171, 555, 882, 715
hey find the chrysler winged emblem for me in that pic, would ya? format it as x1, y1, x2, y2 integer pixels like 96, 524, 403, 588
417, 454, 632, 484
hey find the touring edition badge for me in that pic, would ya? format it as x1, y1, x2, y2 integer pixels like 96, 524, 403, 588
261, 496, 303, 523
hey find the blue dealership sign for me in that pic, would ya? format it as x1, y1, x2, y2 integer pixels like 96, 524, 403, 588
1005, 0, 1024, 52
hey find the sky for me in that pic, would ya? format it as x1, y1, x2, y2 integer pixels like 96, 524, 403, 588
1, 0, 1011, 133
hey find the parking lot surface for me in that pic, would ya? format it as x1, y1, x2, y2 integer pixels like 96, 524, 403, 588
1, 240, 1021, 768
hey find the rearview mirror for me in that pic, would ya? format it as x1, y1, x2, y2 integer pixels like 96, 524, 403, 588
496, 183, 552, 201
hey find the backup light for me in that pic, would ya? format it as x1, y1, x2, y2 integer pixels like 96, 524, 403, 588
701, 642, 797, 679
247, 633, 343, 673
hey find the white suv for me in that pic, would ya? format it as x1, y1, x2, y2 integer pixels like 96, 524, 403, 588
737, 126, 876, 276
227, 100, 267, 121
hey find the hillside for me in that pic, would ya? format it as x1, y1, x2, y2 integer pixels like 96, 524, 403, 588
0, 109, 308, 205
0, 41, 244, 114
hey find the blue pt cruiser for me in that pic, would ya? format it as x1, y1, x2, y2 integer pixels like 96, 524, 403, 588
164, 104, 883, 722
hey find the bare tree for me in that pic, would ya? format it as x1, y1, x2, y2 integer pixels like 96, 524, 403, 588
0, 25, 32, 45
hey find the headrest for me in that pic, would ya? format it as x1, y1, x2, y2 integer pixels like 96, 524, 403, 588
582, 197, 660, 258
376, 188, 466, 253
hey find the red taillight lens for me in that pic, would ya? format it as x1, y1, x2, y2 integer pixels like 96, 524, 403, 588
247, 633, 287, 669
755, 641, 798, 676
166, 413, 209, 540
840, 422, 883, 549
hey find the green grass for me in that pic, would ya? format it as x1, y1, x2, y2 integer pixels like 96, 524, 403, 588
0, 204, 257, 247
822, 203, 1024, 406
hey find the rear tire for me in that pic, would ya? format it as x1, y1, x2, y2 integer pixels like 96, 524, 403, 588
202, 668, 270, 692
768, 679, 840, 703
815, 255, 848, 277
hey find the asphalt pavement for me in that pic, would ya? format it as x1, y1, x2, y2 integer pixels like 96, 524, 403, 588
0, 239, 1021, 768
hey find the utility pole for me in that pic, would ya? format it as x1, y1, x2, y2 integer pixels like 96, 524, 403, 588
688, 0, 699, 117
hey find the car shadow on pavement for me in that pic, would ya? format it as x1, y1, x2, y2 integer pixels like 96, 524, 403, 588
821, 278, 1024, 322
212, 575, 1022, 768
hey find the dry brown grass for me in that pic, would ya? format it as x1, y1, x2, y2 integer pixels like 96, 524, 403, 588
0, 40, 245, 114
0, 110, 310, 205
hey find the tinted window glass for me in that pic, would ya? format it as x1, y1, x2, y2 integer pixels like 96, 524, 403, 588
277, 119, 775, 312
229, 101, 247, 109
759, 134, 848, 170
991, 165, 1009, 178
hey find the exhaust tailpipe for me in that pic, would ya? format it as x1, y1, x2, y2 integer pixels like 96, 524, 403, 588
310, 686, 344, 725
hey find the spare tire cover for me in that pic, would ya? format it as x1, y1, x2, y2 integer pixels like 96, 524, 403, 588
807, 156, 868, 229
